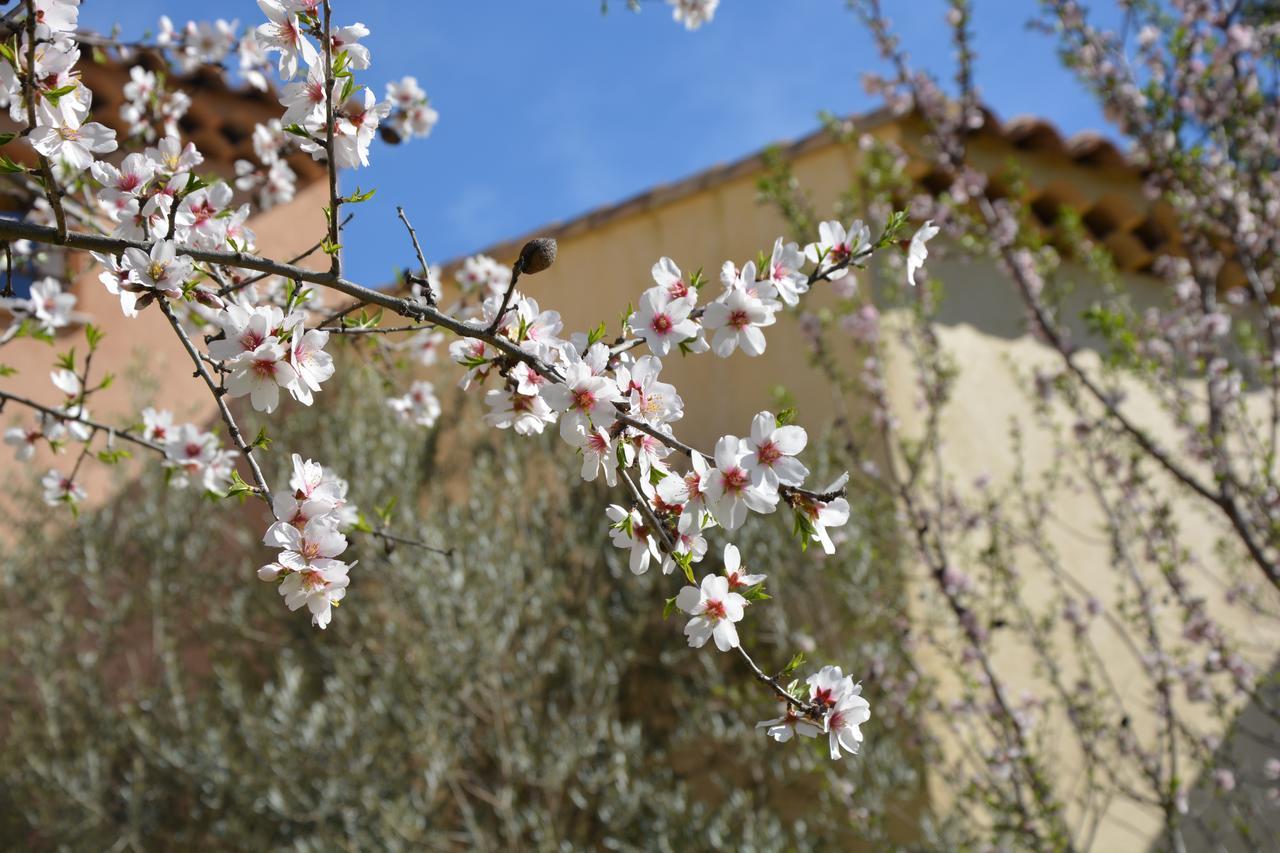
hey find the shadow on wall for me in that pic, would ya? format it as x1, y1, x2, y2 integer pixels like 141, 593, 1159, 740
1170, 660, 1280, 851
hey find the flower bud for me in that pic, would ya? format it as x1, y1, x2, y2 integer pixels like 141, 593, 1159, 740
517, 237, 557, 275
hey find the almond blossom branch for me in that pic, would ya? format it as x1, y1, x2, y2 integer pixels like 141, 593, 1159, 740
395, 205, 434, 306
157, 298, 274, 508
22, 0, 68, 242
0, 389, 165, 453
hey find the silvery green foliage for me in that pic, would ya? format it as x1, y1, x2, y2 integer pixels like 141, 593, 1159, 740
0, 364, 921, 850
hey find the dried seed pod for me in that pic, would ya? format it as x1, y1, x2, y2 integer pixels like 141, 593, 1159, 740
517, 237, 557, 275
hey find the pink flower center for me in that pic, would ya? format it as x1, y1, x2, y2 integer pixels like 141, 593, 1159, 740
251, 358, 277, 379
722, 467, 749, 494
512, 394, 536, 413
728, 309, 750, 330
571, 388, 596, 412
301, 569, 328, 590
830, 243, 850, 262
651, 313, 673, 334
667, 279, 689, 299
726, 571, 745, 589
813, 687, 837, 707
756, 441, 781, 466
240, 329, 265, 351
703, 599, 727, 620
184, 442, 202, 459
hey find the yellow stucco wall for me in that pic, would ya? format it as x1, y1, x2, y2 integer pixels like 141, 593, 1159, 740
467, 125, 1280, 849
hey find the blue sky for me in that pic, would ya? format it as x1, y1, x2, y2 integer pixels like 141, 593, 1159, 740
79, 1, 1118, 285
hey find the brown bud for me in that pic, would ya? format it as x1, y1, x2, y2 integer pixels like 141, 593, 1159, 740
379, 124, 403, 146
517, 237, 557, 275
192, 286, 225, 310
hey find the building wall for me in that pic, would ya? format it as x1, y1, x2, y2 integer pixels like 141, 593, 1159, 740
459, 128, 1279, 848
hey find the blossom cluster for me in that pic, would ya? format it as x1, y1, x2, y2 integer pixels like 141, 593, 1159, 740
0, 0, 939, 762
0, 2, 119, 175
756, 664, 872, 759
256, 454, 358, 629
417, 213, 936, 756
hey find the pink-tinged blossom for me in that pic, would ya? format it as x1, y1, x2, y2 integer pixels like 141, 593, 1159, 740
743, 410, 809, 488
141, 407, 174, 443
542, 357, 624, 442
50, 368, 80, 400
807, 664, 855, 708
651, 256, 694, 302
621, 355, 683, 426
90, 252, 141, 318
226, 341, 298, 413
288, 328, 334, 405
606, 504, 661, 575
41, 468, 85, 507
826, 687, 872, 759
804, 220, 870, 280
256, 0, 317, 79
702, 435, 778, 530
4, 277, 77, 332
657, 446, 712, 509
667, 0, 719, 30
702, 285, 775, 358
145, 136, 203, 175
29, 117, 117, 174
906, 220, 940, 287
483, 388, 556, 436
122, 239, 191, 299
766, 237, 810, 306
449, 337, 494, 390
675, 573, 745, 651
791, 473, 851, 555
572, 425, 618, 486
329, 22, 371, 69
279, 62, 330, 127
173, 183, 234, 249
91, 153, 155, 205
756, 700, 823, 744
621, 429, 673, 480
633, 288, 697, 356
4, 414, 64, 462
721, 543, 765, 591
388, 380, 442, 428
208, 303, 285, 361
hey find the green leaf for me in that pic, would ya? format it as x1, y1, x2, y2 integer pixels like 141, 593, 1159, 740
44, 83, 79, 106
375, 496, 397, 525
662, 596, 678, 621
0, 154, 29, 174
780, 652, 806, 679
84, 323, 104, 350
0, 131, 17, 147
251, 427, 272, 451
347, 186, 376, 203
775, 406, 797, 426
96, 448, 132, 465
743, 583, 771, 602
224, 470, 255, 502
586, 321, 608, 346
0, 364, 14, 376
